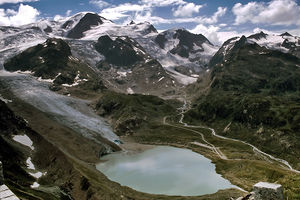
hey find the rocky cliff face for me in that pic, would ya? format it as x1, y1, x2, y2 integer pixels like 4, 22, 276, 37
94, 35, 178, 95
0, 161, 3, 185
4, 38, 106, 95
66, 13, 105, 39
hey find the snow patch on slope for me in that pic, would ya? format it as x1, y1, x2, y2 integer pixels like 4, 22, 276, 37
13, 134, 34, 150
0, 94, 12, 103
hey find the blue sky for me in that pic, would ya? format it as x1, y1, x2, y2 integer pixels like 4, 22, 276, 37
1, 0, 300, 44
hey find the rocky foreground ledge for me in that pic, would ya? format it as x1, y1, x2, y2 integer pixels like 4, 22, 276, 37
0, 161, 20, 200
236, 182, 283, 200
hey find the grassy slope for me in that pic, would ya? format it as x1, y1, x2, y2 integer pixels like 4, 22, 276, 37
183, 42, 300, 199
94, 91, 180, 135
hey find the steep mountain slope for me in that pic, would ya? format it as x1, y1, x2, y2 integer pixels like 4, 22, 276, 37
210, 32, 300, 67
0, 12, 218, 87
155, 29, 216, 65
66, 13, 106, 39
186, 37, 300, 172
94, 91, 179, 136
94, 35, 177, 95
4, 38, 105, 95
137, 29, 218, 84
1, 9, 300, 200
0, 99, 77, 199
0, 26, 47, 67
248, 31, 300, 58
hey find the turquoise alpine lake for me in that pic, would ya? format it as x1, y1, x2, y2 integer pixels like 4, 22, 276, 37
96, 146, 237, 196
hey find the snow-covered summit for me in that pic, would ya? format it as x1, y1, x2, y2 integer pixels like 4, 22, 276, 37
247, 31, 300, 54
210, 31, 300, 67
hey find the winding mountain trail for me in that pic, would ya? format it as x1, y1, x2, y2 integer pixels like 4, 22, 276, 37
163, 98, 300, 174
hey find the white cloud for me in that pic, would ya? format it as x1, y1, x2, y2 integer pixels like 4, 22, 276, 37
5, 8, 17, 15
98, 1, 225, 26
190, 24, 257, 45
66, 10, 72, 16
173, 3, 202, 17
98, 0, 201, 22
0, 0, 38, 5
0, 4, 39, 26
53, 10, 72, 21
203, 7, 227, 24
132, 11, 170, 24
232, 0, 300, 26
53, 14, 63, 21
190, 24, 222, 45
100, 3, 146, 21
89, 0, 110, 9
139, 0, 185, 7
130, 6, 227, 26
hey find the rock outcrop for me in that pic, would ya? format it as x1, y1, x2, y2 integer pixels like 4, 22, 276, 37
236, 182, 284, 200
0, 161, 3, 185
253, 182, 283, 200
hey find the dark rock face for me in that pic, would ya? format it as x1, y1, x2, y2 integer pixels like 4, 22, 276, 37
155, 34, 168, 49
155, 29, 211, 58
280, 32, 293, 37
248, 31, 268, 40
143, 24, 157, 34
0, 100, 34, 188
208, 37, 239, 67
95, 35, 143, 67
66, 13, 104, 39
174, 29, 211, 48
62, 20, 73, 29
94, 35, 177, 95
0, 100, 27, 134
4, 38, 71, 78
0, 161, 3, 185
43, 26, 52, 33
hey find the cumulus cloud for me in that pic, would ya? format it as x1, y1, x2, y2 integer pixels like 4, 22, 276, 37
232, 0, 300, 26
190, 24, 222, 45
97, 1, 225, 26
0, 3, 39, 26
0, 0, 37, 5
98, 0, 199, 22
53, 10, 72, 21
173, 3, 202, 17
131, 11, 170, 24
190, 24, 256, 45
100, 3, 146, 21
89, 0, 110, 9
66, 10, 72, 17
204, 7, 227, 24
124, 6, 227, 26
139, 0, 185, 7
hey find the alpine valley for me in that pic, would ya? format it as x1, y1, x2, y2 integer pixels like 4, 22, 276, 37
0, 12, 300, 200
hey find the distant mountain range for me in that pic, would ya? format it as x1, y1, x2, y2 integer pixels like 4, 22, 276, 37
1, 11, 300, 170
1, 11, 300, 200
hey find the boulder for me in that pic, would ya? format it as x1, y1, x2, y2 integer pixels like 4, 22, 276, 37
253, 182, 283, 200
